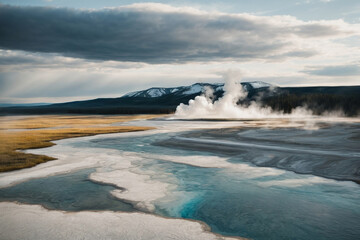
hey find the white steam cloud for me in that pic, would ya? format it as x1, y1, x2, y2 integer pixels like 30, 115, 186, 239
174, 71, 313, 119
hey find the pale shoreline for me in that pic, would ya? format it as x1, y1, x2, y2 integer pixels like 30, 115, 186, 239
2, 117, 358, 239
0, 123, 249, 240
0, 114, 160, 172
0, 202, 245, 240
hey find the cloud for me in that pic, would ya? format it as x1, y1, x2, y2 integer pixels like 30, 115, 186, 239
0, 70, 149, 100
0, 64, 217, 101
302, 64, 360, 76
0, 3, 357, 63
0, 50, 146, 72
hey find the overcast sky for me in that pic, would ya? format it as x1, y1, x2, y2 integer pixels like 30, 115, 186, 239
0, 0, 359, 103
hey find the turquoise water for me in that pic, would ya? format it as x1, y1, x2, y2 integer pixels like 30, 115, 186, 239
89, 126, 360, 240
135, 160, 360, 240
1, 122, 359, 240
181, 168, 359, 240
0, 169, 135, 212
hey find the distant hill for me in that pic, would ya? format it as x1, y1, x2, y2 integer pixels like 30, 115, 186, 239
1, 82, 359, 116
0, 103, 50, 107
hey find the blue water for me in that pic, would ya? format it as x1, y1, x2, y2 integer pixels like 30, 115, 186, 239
0, 169, 135, 212
87, 125, 360, 240
1, 122, 360, 240
134, 160, 359, 240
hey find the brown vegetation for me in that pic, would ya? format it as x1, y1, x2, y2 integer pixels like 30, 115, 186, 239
0, 115, 159, 172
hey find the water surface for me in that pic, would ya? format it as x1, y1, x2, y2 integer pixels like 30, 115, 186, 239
1, 119, 359, 240
0, 169, 135, 212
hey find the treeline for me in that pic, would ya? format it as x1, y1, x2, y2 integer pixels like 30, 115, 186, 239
1, 86, 359, 117
262, 93, 360, 116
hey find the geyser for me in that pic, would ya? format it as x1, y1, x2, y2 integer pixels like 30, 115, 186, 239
175, 73, 312, 119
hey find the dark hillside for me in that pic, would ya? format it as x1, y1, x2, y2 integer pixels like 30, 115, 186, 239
1, 84, 359, 116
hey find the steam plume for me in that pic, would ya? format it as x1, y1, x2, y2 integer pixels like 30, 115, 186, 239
174, 72, 313, 119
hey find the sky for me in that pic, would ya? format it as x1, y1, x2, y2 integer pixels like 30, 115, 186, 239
0, 0, 359, 103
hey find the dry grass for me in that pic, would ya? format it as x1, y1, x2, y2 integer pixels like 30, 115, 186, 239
0, 114, 161, 130
0, 115, 161, 172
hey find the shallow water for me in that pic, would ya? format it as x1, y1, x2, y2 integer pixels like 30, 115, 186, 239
0, 169, 135, 212
1, 119, 359, 240
173, 165, 360, 240
159, 123, 360, 182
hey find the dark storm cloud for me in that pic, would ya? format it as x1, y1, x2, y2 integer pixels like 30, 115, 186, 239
0, 4, 352, 63
0, 50, 145, 72
303, 64, 360, 76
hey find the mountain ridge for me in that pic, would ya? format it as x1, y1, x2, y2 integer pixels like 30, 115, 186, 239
1, 82, 359, 116
121, 81, 273, 98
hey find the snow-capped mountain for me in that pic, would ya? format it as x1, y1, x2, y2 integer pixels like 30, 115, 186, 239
3, 83, 359, 116
122, 81, 273, 98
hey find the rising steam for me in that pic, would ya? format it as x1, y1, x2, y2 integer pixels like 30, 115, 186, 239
174, 72, 313, 119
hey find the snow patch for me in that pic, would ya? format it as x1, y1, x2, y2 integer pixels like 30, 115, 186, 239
123, 91, 140, 97
249, 81, 272, 89
182, 84, 203, 95
171, 88, 179, 93
147, 88, 166, 97
122, 81, 273, 98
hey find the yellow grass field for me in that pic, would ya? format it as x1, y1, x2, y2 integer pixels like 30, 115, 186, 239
0, 115, 160, 172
